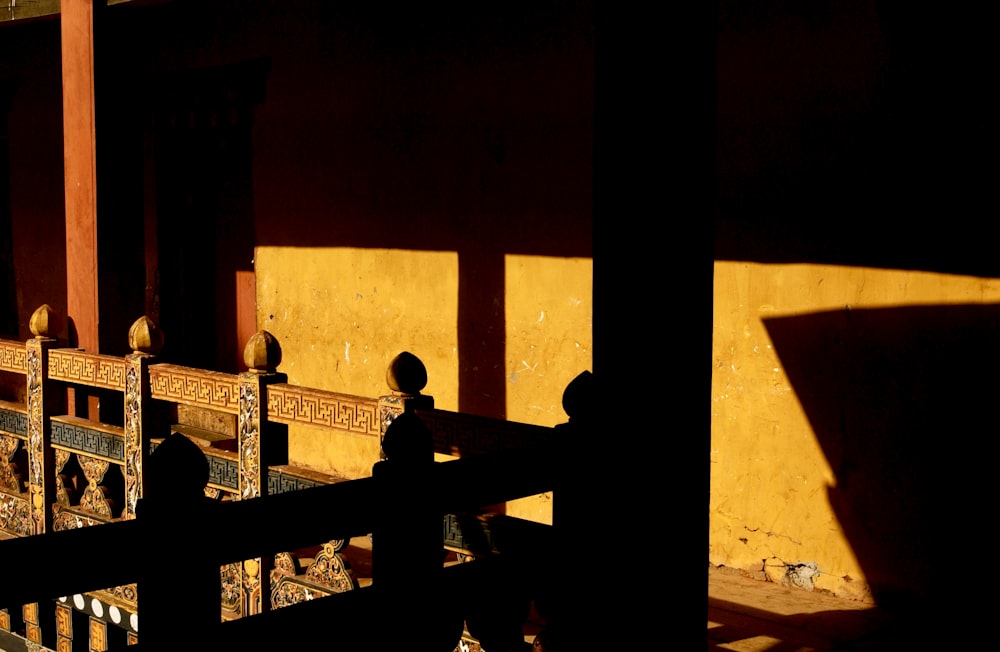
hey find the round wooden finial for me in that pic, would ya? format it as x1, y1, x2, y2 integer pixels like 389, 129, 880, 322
562, 370, 593, 420
128, 315, 164, 354
244, 330, 282, 373
29, 304, 61, 339
386, 351, 427, 394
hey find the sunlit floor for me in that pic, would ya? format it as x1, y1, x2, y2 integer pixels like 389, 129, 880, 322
707, 565, 911, 651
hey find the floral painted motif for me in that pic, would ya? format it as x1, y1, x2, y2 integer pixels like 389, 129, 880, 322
124, 360, 142, 518
0, 492, 31, 536
238, 383, 259, 499
0, 435, 21, 492
220, 563, 243, 614
26, 345, 45, 534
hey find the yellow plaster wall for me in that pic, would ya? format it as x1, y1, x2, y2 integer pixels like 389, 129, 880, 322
255, 247, 592, 525
255, 246, 460, 480
710, 261, 1000, 600
504, 254, 592, 523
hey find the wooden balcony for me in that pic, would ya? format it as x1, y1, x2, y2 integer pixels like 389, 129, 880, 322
0, 305, 585, 651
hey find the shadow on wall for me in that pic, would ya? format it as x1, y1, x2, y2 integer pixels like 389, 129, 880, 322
763, 303, 1000, 616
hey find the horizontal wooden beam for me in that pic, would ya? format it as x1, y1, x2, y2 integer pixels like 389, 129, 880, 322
0, 442, 558, 606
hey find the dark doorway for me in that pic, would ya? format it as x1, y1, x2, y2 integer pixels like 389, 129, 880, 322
146, 61, 267, 372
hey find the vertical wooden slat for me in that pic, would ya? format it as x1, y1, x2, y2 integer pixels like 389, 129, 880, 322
26, 335, 58, 535
124, 316, 165, 520
89, 616, 107, 651
55, 602, 73, 652
22, 602, 40, 644
237, 330, 286, 616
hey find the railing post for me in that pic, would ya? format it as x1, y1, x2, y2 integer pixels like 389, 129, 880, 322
372, 352, 462, 650
24, 304, 63, 536
8, 308, 52, 645
19, 306, 64, 648
124, 315, 166, 520
377, 351, 433, 460
136, 432, 219, 652
534, 369, 592, 651
237, 330, 287, 617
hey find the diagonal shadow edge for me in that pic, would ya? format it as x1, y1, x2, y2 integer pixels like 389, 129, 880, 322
761, 303, 1000, 615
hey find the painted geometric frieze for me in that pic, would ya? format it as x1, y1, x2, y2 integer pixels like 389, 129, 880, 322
0, 491, 31, 536
0, 405, 27, 438
416, 409, 553, 457
0, 340, 26, 374
149, 364, 239, 413
50, 419, 125, 462
149, 439, 240, 493
47, 350, 126, 392
267, 469, 322, 495
208, 454, 240, 491
267, 385, 379, 435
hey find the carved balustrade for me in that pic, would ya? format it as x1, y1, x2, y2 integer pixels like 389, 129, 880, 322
0, 304, 437, 650
0, 303, 575, 652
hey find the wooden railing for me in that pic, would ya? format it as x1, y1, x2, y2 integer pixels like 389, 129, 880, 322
0, 304, 588, 651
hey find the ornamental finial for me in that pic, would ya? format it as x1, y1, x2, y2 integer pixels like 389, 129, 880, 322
562, 370, 593, 421
128, 315, 164, 354
29, 304, 61, 339
385, 351, 427, 394
244, 330, 282, 373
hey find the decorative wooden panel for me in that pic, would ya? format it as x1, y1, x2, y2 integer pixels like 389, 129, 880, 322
0, 491, 30, 536
149, 364, 239, 413
416, 408, 553, 457
266, 384, 379, 435
26, 341, 47, 534
89, 617, 107, 651
50, 417, 125, 463
0, 435, 21, 493
48, 350, 127, 391
0, 340, 26, 374
0, 403, 27, 439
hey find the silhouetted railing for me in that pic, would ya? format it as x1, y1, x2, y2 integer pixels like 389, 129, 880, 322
0, 304, 588, 651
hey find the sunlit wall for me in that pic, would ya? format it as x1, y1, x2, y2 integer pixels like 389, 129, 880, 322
711, 261, 1000, 600
256, 246, 592, 524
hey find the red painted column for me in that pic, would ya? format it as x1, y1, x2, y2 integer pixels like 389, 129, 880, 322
61, 0, 99, 352
61, 0, 100, 419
